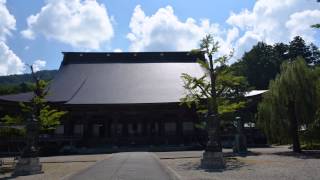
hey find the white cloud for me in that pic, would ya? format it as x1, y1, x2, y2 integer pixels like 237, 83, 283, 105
0, 0, 15, 41
127, 1, 320, 62
0, 0, 25, 75
227, 0, 320, 59
0, 42, 25, 75
21, 0, 114, 50
113, 48, 122, 52
32, 59, 46, 72
286, 10, 320, 42
127, 5, 230, 53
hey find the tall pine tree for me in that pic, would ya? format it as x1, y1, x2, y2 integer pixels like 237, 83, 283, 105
288, 36, 312, 64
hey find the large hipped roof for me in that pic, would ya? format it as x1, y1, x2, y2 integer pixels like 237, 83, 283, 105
0, 52, 205, 105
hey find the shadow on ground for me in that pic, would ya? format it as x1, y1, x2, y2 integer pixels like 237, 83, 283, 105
0, 172, 44, 180
273, 150, 320, 159
0, 175, 18, 180
224, 151, 261, 158
177, 156, 248, 173
0, 171, 21, 180
0, 166, 15, 180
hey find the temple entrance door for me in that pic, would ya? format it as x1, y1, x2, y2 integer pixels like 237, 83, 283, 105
128, 121, 142, 145
93, 124, 103, 137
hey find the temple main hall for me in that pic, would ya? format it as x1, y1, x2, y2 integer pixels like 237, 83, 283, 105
0, 52, 206, 146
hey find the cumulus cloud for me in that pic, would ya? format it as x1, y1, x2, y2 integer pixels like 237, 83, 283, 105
128, 1, 320, 61
32, 59, 46, 72
286, 10, 320, 42
0, 0, 15, 41
0, 42, 25, 75
0, 0, 25, 75
113, 48, 122, 52
227, 0, 320, 59
127, 5, 233, 54
21, 0, 114, 50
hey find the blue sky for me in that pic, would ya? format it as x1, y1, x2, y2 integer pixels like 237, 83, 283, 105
0, 0, 319, 75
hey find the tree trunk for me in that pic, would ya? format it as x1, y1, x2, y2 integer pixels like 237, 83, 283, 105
288, 101, 301, 153
205, 54, 222, 152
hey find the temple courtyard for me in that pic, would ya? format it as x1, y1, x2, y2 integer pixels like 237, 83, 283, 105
0, 146, 319, 180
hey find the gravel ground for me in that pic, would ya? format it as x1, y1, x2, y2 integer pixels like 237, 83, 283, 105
157, 146, 320, 180
1, 146, 319, 180
0, 154, 110, 180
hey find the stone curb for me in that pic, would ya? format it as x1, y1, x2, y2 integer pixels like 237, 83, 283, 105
151, 153, 182, 180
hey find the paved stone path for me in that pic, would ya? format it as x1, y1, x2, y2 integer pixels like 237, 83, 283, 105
69, 152, 172, 180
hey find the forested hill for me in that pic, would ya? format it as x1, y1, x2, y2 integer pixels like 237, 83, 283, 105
0, 70, 58, 95
0, 70, 58, 85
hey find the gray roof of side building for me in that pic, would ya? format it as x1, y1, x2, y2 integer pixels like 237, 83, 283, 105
244, 90, 268, 97
0, 92, 33, 103
0, 51, 206, 105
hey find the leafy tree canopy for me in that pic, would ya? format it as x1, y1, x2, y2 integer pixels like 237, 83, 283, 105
232, 36, 320, 89
181, 35, 248, 129
1, 80, 67, 131
257, 58, 319, 152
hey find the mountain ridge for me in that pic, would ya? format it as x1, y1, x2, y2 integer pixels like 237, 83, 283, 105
0, 70, 58, 95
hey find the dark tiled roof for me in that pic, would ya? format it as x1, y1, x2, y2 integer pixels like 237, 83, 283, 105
0, 51, 205, 104
0, 92, 33, 103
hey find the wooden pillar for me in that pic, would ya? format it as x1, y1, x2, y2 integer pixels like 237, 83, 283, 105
177, 115, 183, 144
100, 119, 106, 138
105, 117, 111, 138
157, 119, 164, 144
122, 120, 128, 137
177, 119, 183, 136
142, 119, 147, 136
111, 119, 116, 137
150, 120, 155, 144
83, 113, 92, 138
159, 119, 164, 136
64, 114, 73, 136
111, 113, 120, 145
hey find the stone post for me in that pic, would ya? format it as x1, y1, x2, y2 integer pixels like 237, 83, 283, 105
233, 117, 247, 155
13, 116, 43, 176
201, 114, 225, 169
13, 65, 44, 176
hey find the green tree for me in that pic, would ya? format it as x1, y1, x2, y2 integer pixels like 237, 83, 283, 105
304, 67, 320, 145
1, 71, 66, 132
233, 42, 280, 89
232, 36, 320, 89
288, 36, 313, 64
181, 35, 247, 161
309, 43, 320, 65
257, 58, 318, 152
273, 43, 289, 67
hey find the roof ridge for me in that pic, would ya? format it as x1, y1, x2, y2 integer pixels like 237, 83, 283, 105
61, 51, 204, 66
